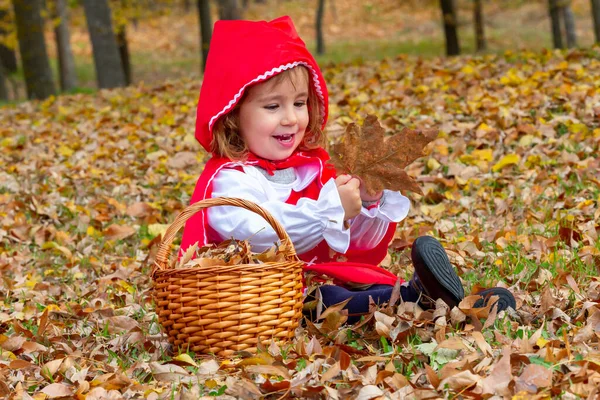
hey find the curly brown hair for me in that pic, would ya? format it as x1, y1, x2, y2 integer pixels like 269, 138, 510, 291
210, 66, 325, 160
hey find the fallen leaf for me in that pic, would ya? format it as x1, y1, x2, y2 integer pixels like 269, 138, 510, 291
40, 383, 74, 398
103, 224, 136, 241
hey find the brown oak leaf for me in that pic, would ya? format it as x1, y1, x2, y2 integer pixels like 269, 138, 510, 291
329, 115, 438, 196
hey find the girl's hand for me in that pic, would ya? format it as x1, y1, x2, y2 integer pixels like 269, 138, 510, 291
357, 177, 383, 202
335, 175, 362, 221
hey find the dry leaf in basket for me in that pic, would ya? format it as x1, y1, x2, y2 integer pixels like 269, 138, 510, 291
174, 239, 288, 269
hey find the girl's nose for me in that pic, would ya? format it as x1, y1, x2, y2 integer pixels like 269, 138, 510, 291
281, 106, 298, 126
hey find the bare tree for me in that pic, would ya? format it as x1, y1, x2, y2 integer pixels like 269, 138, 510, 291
548, 0, 564, 48
593, 0, 600, 43
562, 1, 577, 48
473, 0, 486, 52
0, 60, 8, 101
12, 0, 56, 99
116, 24, 131, 85
440, 0, 460, 56
316, 0, 325, 55
218, 0, 242, 20
53, 0, 78, 91
197, 0, 212, 72
115, 0, 132, 85
82, 0, 126, 89
0, 8, 17, 74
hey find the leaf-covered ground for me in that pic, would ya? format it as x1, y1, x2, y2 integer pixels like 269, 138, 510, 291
1, 48, 600, 399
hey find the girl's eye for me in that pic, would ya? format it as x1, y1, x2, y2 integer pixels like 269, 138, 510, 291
264, 104, 279, 110
294, 101, 307, 107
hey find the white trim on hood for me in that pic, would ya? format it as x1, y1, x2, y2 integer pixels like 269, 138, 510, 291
208, 61, 325, 132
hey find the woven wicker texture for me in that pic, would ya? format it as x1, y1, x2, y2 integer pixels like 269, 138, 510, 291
152, 198, 304, 357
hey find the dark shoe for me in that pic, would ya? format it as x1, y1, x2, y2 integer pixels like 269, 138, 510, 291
473, 287, 516, 312
410, 236, 465, 309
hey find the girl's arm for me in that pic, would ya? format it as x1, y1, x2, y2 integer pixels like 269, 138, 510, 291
347, 190, 411, 250
208, 168, 351, 254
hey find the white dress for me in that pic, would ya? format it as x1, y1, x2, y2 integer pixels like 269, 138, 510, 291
208, 161, 411, 254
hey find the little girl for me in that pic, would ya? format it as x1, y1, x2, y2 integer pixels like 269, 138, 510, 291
181, 16, 515, 321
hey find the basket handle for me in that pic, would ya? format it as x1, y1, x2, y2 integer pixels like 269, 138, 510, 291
154, 197, 299, 271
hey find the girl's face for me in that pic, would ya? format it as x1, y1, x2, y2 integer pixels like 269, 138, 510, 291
238, 68, 310, 161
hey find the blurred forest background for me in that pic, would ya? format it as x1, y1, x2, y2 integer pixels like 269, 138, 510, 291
1, 0, 600, 102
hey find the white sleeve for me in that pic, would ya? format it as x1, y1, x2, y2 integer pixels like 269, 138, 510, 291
208, 169, 351, 254
348, 190, 411, 250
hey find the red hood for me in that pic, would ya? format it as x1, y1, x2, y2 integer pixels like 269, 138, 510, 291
195, 16, 329, 152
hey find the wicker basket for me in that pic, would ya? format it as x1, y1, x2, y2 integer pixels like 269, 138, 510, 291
151, 197, 304, 357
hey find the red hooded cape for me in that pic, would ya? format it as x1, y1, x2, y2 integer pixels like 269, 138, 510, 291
181, 16, 400, 287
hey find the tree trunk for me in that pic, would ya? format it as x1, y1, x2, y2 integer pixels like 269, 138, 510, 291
592, 0, 600, 43
562, 2, 577, 48
82, 0, 126, 89
548, 0, 564, 49
197, 0, 212, 72
0, 60, 8, 101
218, 0, 241, 20
53, 0, 78, 91
0, 8, 18, 74
116, 24, 131, 85
12, 0, 56, 99
0, 45, 17, 75
316, 0, 325, 55
440, 0, 460, 56
473, 0, 486, 52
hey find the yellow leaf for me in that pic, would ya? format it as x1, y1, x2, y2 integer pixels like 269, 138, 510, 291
1, 350, 17, 360
160, 113, 176, 126
472, 148, 493, 162
117, 280, 135, 294
525, 155, 541, 168
41, 241, 73, 259
569, 123, 589, 135
57, 145, 74, 157
492, 154, 520, 172
173, 353, 197, 367
148, 224, 169, 238
500, 68, 524, 85
205, 379, 218, 389
536, 337, 550, 348
25, 274, 43, 288
45, 304, 61, 312
73, 272, 85, 280
460, 64, 475, 74
577, 199, 594, 209
427, 158, 441, 170
420, 203, 446, 219
477, 122, 492, 132
518, 135, 535, 147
